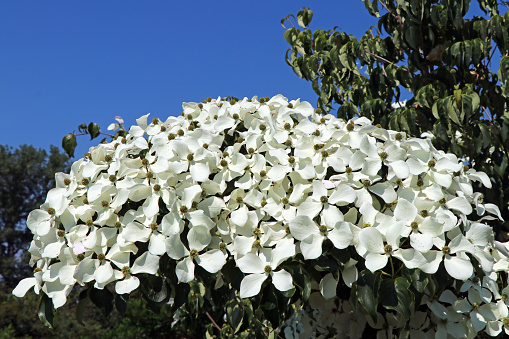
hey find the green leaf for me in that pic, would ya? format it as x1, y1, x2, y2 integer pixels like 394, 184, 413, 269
379, 277, 413, 320
62, 133, 77, 157
115, 294, 127, 314
297, 8, 313, 28
172, 283, 190, 313
88, 122, 101, 140
355, 270, 381, 322
76, 289, 89, 326
89, 287, 114, 316
409, 269, 429, 294
38, 293, 54, 329
226, 300, 244, 334
260, 284, 281, 328
498, 56, 509, 97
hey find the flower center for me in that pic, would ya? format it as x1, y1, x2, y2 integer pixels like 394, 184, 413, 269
121, 266, 131, 277
384, 244, 393, 254
189, 249, 199, 258
442, 246, 451, 255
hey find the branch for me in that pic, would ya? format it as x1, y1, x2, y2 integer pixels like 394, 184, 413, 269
377, 0, 403, 27
206, 311, 222, 332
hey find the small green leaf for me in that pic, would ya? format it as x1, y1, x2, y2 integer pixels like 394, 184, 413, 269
38, 293, 55, 329
62, 133, 77, 157
115, 294, 127, 314
88, 122, 101, 140
227, 300, 244, 334
89, 287, 114, 316
380, 277, 413, 320
297, 8, 313, 28
355, 270, 381, 322
76, 289, 89, 326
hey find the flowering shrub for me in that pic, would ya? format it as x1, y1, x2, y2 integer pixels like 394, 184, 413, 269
13, 95, 509, 337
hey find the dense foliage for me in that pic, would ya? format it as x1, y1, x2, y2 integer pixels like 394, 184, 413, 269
282, 0, 509, 236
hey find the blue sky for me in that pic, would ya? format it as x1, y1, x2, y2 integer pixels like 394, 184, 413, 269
0, 1, 489, 159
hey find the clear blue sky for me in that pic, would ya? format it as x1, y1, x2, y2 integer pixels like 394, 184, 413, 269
0, 1, 488, 159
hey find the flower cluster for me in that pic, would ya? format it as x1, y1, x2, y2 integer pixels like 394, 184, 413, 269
13, 95, 508, 337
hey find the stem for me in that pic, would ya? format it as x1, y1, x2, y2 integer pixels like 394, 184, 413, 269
206, 311, 222, 332
487, 44, 498, 69
390, 256, 395, 278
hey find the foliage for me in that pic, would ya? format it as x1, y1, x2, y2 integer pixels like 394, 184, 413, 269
0, 145, 70, 288
282, 0, 509, 237
13, 95, 509, 337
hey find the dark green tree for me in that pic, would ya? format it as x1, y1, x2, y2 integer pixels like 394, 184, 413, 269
0, 145, 70, 287
283, 0, 509, 235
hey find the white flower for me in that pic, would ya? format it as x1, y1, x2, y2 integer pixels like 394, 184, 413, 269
236, 244, 295, 298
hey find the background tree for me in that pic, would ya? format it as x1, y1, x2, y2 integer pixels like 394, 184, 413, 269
283, 0, 509, 235
0, 145, 70, 287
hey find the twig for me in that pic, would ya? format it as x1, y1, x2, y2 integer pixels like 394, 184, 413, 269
362, 48, 392, 65
377, 0, 404, 27
481, 106, 493, 123
206, 311, 222, 332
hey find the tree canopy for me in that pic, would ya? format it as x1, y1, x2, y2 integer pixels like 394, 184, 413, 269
283, 0, 509, 235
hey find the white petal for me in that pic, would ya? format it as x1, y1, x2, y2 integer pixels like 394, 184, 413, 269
299, 233, 324, 260
328, 224, 353, 249
329, 184, 356, 205
115, 276, 140, 294
430, 171, 452, 188
165, 234, 189, 259
187, 225, 211, 251
74, 258, 98, 283
390, 160, 409, 179
131, 252, 160, 275
342, 263, 358, 287
358, 227, 384, 254
392, 248, 426, 268
444, 255, 473, 281
272, 269, 294, 292
190, 163, 210, 182
271, 244, 296, 268
12, 278, 37, 297
236, 253, 265, 274
446, 197, 472, 215
365, 253, 388, 272
295, 199, 322, 218
240, 273, 267, 298
410, 233, 433, 252
233, 236, 256, 256
419, 217, 443, 237
289, 215, 318, 241
320, 273, 338, 299
95, 262, 114, 284
26, 210, 51, 236
369, 182, 397, 203
176, 256, 195, 283
230, 205, 249, 227
394, 198, 417, 221
42, 241, 64, 258
196, 250, 226, 273
148, 233, 167, 256
230, 154, 249, 173
215, 115, 235, 132
123, 222, 151, 243
142, 194, 160, 219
